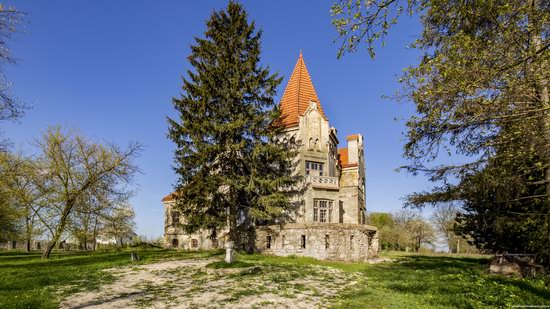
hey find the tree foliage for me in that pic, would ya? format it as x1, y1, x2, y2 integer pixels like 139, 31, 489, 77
168, 2, 296, 245
0, 152, 46, 250
0, 152, 22, 242
453, 150, 547, 259
333, 0, 550, 262
100, 203, 136, 247
34, 127, 141, 258
368, 210, 435, 251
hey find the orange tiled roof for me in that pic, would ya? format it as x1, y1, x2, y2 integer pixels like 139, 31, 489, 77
346, 134, 359, 141
338, 148, 358, 168
279, 52, 327, 127
162, 193, 176, 202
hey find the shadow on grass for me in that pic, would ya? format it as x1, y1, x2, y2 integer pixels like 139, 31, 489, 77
338, 254, 550, 308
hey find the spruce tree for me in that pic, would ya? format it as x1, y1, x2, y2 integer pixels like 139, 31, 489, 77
168, 2, 295, 246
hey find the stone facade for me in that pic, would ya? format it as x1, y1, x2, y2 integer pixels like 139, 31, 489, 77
163, 200, 225, 250
255, 224, 378, 262
162, 52, 378, 261
0, 240, 49, 251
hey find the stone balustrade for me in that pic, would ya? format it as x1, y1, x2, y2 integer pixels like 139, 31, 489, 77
308, 175, 339, 189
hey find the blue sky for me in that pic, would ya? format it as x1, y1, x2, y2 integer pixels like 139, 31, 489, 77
3, 1, 432, 238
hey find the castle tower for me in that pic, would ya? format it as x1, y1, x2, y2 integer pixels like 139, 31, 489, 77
277, 52, 366, 225
279, 51, 327, 128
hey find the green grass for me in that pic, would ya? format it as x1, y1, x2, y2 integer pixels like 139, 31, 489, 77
237, 252, 550, 308
206, 260, 254, 269
0, 249, 548, 308
0, 248, 222, 309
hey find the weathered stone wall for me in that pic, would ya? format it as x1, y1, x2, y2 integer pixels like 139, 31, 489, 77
0, 240, 49, 251
255, 223, 378, 262
340, 168, 358, 187
338, 186, 360, 224
163, 201, 225, 250
164, 230, 223, 250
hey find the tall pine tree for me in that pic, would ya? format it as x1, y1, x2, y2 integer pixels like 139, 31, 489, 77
168, 2, 296, 246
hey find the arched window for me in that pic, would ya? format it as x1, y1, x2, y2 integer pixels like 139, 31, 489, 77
314, 139, 320, 151
308, 138, 314, 150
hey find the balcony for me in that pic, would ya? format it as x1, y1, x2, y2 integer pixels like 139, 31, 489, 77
308, 175, 339, 190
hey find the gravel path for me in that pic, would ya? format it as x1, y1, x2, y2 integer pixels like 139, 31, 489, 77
60, 257, 360, 309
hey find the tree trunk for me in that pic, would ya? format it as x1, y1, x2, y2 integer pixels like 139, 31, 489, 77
92, 216, 98, 250
229, 203, 238, 247
42, 201, 73, 259
530, 0, 550, 260
25, 214, 31, 252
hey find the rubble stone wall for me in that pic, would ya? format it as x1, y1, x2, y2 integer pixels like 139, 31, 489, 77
255, 223, 378, 262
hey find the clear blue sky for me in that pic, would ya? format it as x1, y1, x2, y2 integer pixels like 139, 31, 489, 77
3, 1, 432, 238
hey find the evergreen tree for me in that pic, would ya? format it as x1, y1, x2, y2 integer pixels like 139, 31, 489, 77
168, 2, 296, 246
454, 150, 548, 262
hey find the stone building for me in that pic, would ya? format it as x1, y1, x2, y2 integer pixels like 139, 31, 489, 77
162, 52, 378, 261
0, 240, 48, 251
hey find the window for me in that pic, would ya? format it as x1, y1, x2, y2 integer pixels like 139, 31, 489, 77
350, 236, 354, 250
267, 236, 272, 249
172, 211, 180, 226
325, 235, 330, 249
191, 239, 198, 248
306, 161, 324, 176
171, 238, 179, 248
313, 199, 333, 223
301, 235, 306, 249
282, 235, 286, 248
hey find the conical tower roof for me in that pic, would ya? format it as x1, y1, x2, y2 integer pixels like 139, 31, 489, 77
279, 52, 327, 127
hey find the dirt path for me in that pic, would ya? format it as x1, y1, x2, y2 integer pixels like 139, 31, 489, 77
60, 257, 360, 308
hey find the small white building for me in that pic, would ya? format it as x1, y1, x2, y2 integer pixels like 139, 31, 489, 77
96, 231, 138, 246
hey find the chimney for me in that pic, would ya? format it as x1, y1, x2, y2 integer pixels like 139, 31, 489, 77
346, 134, 363, 165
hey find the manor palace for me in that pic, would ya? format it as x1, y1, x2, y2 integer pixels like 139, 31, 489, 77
163, 52, 378, 261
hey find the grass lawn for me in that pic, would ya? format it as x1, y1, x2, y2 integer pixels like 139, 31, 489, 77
240, 252, 550, 308
0, 248, 221, 309
0, 248, 548, 308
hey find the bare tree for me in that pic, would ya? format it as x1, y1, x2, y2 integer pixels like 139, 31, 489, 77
393, 209, 435, 252
36, 127, 141, 259
70, 182, 135, 250
0, 5, 27, 150
102, 203, 136, 247
430, 205, 458, 253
